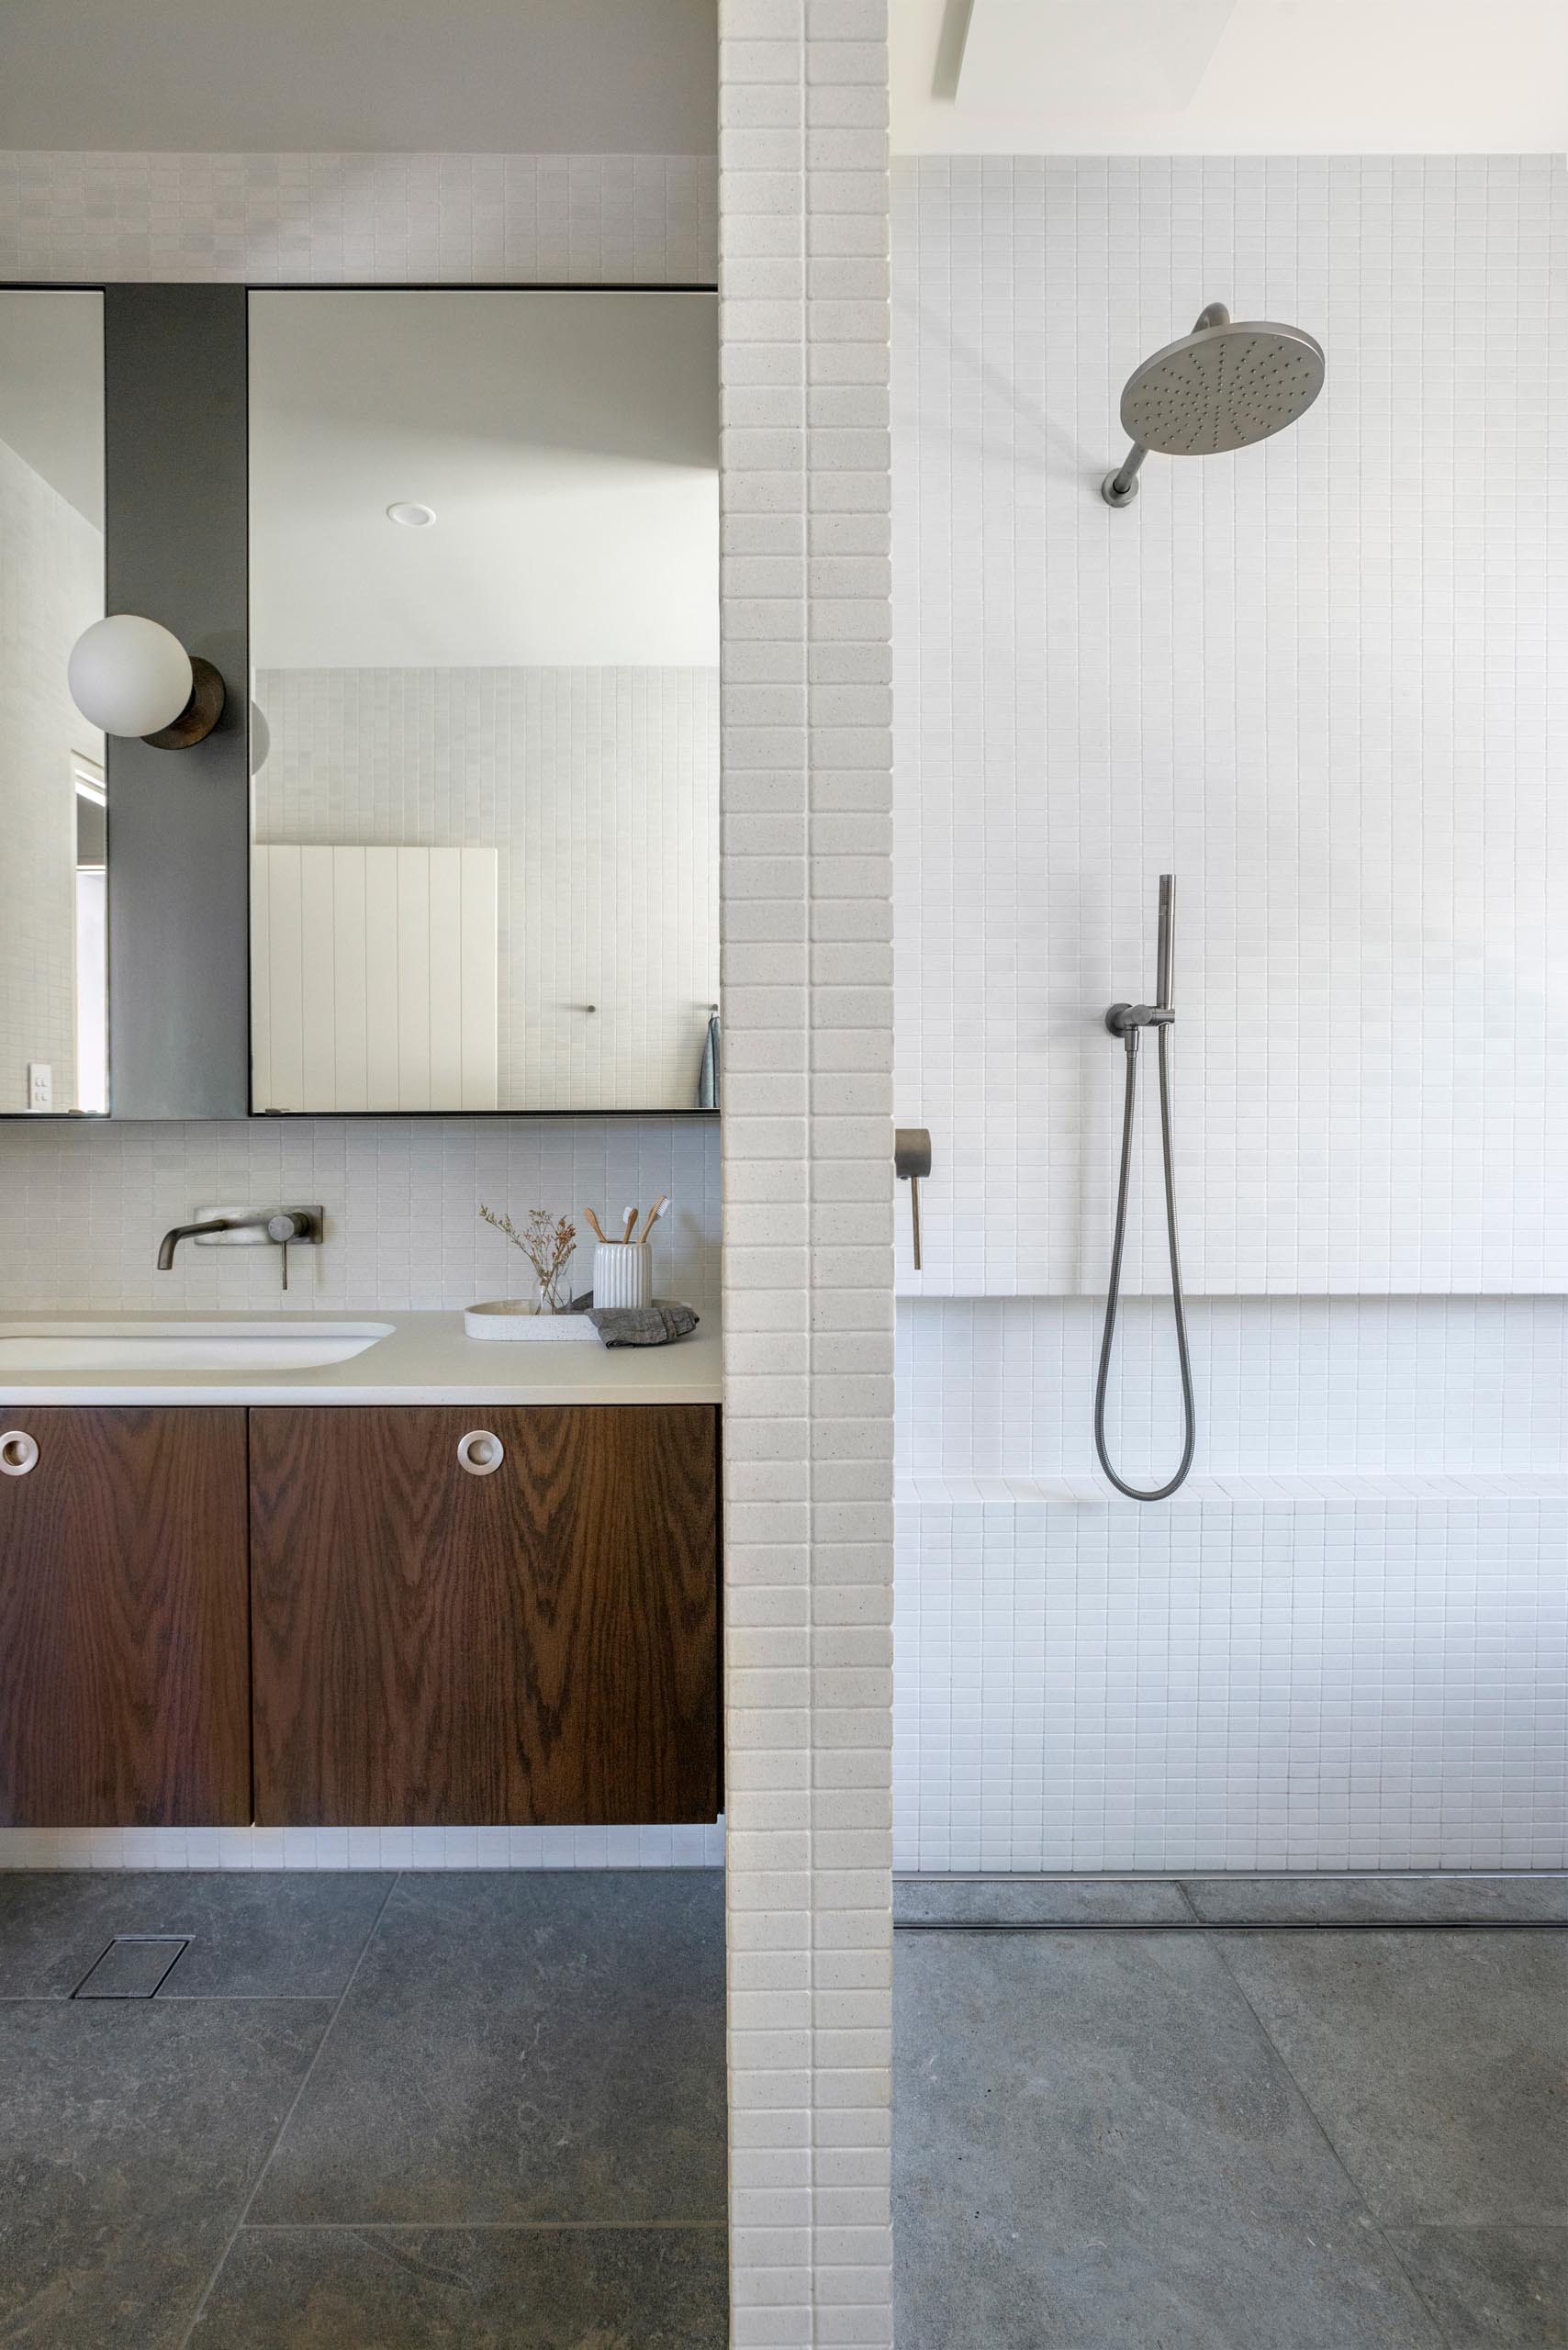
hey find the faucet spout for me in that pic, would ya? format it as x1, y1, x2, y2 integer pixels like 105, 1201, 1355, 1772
157, 1217, 243, 1270
155, 1206, 324, 1272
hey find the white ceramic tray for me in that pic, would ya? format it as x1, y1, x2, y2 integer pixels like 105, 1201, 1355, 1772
465, 1300, 597, 1343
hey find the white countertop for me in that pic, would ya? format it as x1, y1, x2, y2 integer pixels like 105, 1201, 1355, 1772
0, 1310, 721, 1407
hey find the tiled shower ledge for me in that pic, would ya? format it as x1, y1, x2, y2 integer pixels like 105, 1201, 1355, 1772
898, 1472, 1568, 1507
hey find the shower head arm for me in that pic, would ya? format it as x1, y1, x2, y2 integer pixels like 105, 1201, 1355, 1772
1102, 440, 1147, 507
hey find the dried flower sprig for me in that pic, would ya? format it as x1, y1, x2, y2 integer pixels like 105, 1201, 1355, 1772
479, 1204, 576, 1297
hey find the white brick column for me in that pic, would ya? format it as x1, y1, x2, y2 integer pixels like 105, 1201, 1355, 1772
718, 3, 895, 2344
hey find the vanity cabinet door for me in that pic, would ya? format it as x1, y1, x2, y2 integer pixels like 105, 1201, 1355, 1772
248, 1405, 720, 1827
0, 1408, 251, 1826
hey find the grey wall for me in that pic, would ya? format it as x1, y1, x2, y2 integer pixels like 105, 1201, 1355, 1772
0, 0, 718, 156
105, 284, 250, 1118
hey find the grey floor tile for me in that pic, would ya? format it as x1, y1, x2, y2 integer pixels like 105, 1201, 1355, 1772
0, 1999, 329, 2350
0, 1870, 397, 1998
252, 1871, 726, 2228
1387, 2226, 1568, 2347
1185, 1874, 1568, 1926
1215, 1930, 1568, 2228
896, 1875, 1194, 1926
894, 1929, 1443, 2350
192, 2225, 729, 2347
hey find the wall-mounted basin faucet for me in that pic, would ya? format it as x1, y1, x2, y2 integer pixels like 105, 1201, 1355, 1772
157, 1206, 323, 1288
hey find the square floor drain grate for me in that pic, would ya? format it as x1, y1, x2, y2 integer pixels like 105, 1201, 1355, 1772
72, 1936, 191, 1998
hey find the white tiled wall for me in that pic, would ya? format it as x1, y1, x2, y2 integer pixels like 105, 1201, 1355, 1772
0, 433, 101, 1112
892, 154, 1568, 1298
896, 1492, 1568, 1874
0, 1112, 720, 1311
893, 1296, 1568, 1872
719, 3, 896, 2340
899, 1296, 1568, 1486
256, 666, 720, 1111
890, 156, 1568, 1879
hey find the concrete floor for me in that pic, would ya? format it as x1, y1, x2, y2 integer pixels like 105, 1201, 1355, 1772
3, 1865, 1562, 2345
0, 1869, 728, 2347
894, 1874, 1568, 2349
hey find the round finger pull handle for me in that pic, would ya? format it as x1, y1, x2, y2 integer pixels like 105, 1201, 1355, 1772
0, 1429, 39, 1477
456, 1428, 504, 1477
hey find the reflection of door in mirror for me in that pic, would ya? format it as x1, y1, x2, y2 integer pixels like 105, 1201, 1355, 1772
248, 290, 720, 1114
0, 292, 106, 1116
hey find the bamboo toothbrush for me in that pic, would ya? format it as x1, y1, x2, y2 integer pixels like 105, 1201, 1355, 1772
582, 1208, 609, 1243
637, 1193, 670, 1244
621, 1205, 638, 1243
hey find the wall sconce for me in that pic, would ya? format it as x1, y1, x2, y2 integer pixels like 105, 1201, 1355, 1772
68, 614, 226, 750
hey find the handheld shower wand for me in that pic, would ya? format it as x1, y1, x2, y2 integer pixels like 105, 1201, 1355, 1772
1095, 875, 1195, 1501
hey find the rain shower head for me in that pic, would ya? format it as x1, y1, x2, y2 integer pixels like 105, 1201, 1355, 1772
1102, 302, 1325, 507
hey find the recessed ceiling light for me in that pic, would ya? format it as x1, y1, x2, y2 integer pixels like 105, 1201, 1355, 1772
386, 501, 436, 528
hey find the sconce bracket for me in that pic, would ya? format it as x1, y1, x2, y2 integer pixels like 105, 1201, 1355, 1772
143, 655, 226, 750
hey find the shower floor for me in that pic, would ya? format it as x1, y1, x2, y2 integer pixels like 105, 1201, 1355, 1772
0, 1868, 727, 2346
894, 1874, 1568, 2349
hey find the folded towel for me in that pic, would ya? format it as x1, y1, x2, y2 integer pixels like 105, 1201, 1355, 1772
566, 1295, 700, 1348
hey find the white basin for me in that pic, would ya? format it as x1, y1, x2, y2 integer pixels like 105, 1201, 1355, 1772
0, 1320, 394, 1372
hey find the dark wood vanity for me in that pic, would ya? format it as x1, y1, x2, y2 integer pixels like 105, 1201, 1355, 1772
0, 1404, 721, 1830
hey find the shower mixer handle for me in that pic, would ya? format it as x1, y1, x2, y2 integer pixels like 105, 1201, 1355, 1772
1104, 1001, 1175, 1038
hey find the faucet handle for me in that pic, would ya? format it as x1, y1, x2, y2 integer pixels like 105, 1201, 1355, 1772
264, 1208, 322, 1294
894, 1128, 933, 1270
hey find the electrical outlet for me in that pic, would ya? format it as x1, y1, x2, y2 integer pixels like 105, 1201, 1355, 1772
26, 1063, 51, 1112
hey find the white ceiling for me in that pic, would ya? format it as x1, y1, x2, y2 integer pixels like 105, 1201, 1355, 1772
0, 0, 716, 155
893, 0, 1568, 152
249, 292, 719, 671
0, 292, 104, 528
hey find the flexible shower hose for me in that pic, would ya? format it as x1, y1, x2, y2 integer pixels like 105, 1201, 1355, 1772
1093, 1023, 1196, 1501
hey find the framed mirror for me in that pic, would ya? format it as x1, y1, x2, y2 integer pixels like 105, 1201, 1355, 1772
0, 289, 106, 1116
247, 288, 720, 1115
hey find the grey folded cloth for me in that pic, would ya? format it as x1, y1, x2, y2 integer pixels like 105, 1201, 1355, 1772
566, 1296, 700, 1348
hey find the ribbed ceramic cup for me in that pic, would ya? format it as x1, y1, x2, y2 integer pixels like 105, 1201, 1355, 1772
593, 1241, 652, 1308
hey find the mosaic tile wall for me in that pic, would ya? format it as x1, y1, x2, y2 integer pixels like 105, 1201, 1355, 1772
718, 4, 897, 2340
889, 153, 1568, 1879
891, 154, 1568, 1298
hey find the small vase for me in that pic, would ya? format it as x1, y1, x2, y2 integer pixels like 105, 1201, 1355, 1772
534, 1266, 573, 1315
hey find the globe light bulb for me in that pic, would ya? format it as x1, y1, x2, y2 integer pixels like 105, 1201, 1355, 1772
68, 614, 194, 737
